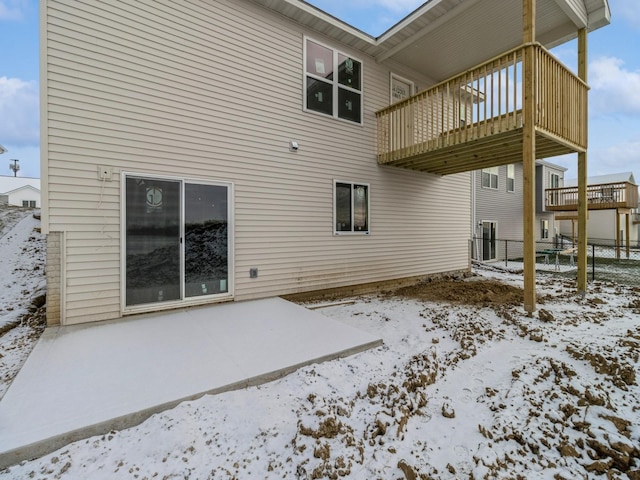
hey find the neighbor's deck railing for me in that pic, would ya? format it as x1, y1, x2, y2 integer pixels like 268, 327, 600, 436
545, 182, 639, 211
376, 43, 588, 164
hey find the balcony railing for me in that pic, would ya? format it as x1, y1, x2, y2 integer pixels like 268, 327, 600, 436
545, 182, 639, 211
376, 43, 588, 175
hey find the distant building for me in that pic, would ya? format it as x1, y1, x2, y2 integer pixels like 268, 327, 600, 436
473, 160, 567, 261
556, 172, 638, 246
0, 176, 41, 208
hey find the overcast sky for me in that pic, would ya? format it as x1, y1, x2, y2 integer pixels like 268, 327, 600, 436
1, 0, 638, 180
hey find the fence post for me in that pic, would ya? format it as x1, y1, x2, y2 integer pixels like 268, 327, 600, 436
591, 244, 595, 282
505, 240, 508, 267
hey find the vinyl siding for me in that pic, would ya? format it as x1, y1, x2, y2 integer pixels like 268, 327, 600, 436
474, 162, 565, 260
560, 210, 639, 245
535, 164, 565, 212
474, 164, 524, 242
44, 0, 470, 325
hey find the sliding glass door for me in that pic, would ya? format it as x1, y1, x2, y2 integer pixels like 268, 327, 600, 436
184, 183, 229, 298
482, 221, 497, 261
125, 175, 231, 308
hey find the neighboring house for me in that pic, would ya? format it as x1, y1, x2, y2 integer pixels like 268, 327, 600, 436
636, 203, 640, 245
40, 0, 610, 326
0, 176, 41, 208
555, 172, 638, 246
473, 161, 566, 261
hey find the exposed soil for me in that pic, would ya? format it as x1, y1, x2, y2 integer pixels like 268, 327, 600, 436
393, 277, 524, 307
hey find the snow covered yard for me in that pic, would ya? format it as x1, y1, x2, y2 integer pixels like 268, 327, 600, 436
0, 205, 639, 479
0, 207, 46, 399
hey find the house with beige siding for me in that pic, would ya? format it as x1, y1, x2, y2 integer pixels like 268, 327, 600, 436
40, 0, 610, 325
473, 161, 566, 261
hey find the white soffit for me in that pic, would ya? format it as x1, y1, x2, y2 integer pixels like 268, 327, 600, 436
250, 0, 611, 82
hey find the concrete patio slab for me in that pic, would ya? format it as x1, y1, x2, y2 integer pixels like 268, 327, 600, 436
0, 298, 381, 469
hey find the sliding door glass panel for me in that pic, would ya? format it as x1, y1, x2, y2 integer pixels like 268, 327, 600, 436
482, 222, 497, 261
125, 177, 181, 306
184, 183, 229, 297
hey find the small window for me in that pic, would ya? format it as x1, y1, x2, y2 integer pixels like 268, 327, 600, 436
305, 38, 363, 124
335, 181, 369, 234
22, 200, 29, 207
481, 167, 499, 189
541, 220, 549, 239
507, 164, 515, 192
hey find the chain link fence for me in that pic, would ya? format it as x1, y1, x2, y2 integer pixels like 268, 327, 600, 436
471, 236, 640, 287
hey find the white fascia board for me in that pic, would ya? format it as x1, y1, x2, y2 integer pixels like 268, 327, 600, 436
553, 0, 588, 28
281, 0, 376, 44
588, 4, 611, 30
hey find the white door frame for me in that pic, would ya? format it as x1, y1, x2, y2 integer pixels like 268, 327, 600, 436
120, 172, 234, 316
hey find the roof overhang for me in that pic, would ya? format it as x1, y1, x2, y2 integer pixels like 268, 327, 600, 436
4, 184, 41, 196
250, 0, 610, 82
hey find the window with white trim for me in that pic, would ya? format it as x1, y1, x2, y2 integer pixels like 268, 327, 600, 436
481, 166, 499, 189
335, 181, 369, 234
541, 219, 549, 239
305, 38, 362, 124
549, 172, 561, 206
506, 164, 515, 192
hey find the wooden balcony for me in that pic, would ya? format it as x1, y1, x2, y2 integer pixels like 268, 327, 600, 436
376, 43, 587, 175
545, 182, 639, 212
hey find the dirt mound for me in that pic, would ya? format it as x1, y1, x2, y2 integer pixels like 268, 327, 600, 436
394, 278, 524, 306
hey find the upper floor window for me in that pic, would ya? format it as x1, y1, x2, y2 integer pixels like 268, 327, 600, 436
506, 164, 515, 192
335, 181, 369, 234
305, 38, 362, 124
548, 172, 561, 206
481, 166, 499, 189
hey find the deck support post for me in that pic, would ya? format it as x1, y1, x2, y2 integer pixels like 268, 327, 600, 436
577, 28, 588, 295
616, 212, 621, 259
626, 212, 630, 258
523, 0, 536, 315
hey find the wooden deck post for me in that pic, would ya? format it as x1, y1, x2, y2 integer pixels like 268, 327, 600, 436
616, 211, 621, 259
577, 28, 588, 295
523, 0, 536, 314
626, 212, 631, 258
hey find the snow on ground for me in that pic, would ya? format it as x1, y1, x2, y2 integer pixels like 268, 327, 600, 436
0, 207, 46, 399
0, 210, 638, 479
